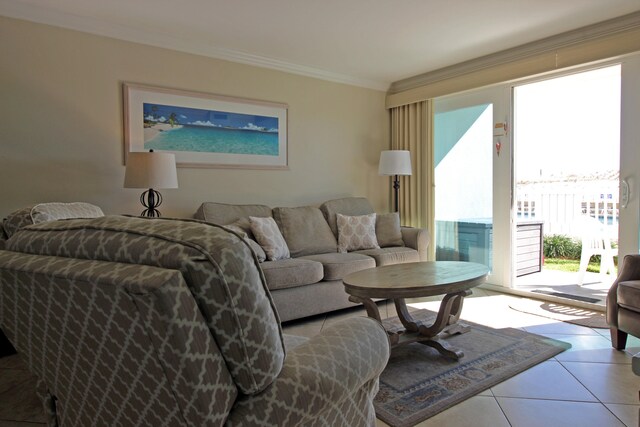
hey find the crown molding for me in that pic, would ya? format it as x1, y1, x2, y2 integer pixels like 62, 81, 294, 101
0, 0, 389, 91
389, 11, 640, 94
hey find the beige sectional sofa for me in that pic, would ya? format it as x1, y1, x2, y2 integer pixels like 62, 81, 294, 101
195, 197, 430, 322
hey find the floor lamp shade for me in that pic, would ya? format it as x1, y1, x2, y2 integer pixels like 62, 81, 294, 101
124, 151, 178, 217
379, 150, 412, 212
378, 150, 412, 176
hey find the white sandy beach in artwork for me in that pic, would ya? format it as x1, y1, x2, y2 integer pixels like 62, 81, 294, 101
144, 123, 183, 142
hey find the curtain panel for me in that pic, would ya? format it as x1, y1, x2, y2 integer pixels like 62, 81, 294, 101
390, 100, 435, 260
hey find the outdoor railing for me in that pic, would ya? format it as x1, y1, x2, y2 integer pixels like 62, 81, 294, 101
516, 180, 618, 239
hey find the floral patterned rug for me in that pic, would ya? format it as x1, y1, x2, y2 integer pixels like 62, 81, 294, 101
375, 309, 571, 427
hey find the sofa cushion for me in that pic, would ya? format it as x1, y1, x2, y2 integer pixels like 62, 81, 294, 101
224, 224, 267, 262
354, 247, 420, 266
319, 197, 375, 238
250, 216, 290, 261
300, 253, 375, 281
273, 206, 337, 257
261, 258, 324, 291
618, 280, 640, 311
229, 217, 258, 239
3, 203, 104, 238
376, 212, 405, 247
194, 202, 272, 224
337, 213, 380, 253
6, 216, 284, 396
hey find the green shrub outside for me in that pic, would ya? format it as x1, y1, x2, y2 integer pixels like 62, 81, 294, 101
542, 234, 618, 273
543, 234, 581, 259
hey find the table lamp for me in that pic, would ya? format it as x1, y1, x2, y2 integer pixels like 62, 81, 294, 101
124, 150, 178, 217
378, 150, 412, 212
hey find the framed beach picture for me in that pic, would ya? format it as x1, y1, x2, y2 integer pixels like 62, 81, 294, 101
123, 83, 288, 169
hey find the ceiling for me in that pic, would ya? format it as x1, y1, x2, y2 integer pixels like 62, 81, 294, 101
2, 0, 640, 90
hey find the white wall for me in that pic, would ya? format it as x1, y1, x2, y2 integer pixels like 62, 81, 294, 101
0, 16, 390, 219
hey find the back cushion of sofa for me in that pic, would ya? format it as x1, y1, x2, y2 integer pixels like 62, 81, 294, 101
6, 216, 284, 396
194, 202, 272, 224
3, 207, 35, 238
319, 197, 375, 238
273, 206, 338, 257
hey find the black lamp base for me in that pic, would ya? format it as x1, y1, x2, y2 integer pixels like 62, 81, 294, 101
140, 188, 163, 217
393, 175, 400, 213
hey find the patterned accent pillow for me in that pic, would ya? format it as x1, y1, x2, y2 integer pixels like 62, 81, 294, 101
337, 213, 380, 253
249, 216, 290, 261
225, 224, 267, 262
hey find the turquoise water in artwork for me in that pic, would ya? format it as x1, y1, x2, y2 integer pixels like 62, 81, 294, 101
145, 125, 279, 156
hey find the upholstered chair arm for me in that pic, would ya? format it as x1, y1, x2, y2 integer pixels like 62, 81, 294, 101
0, 221, 7, 250
607, 254, 640, 326
227, 316, 390, 427
401, 227, 430, 261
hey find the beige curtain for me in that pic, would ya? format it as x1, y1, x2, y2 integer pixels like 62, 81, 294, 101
390, 100, 435, 260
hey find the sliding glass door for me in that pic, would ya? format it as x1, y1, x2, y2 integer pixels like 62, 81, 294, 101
434, 86, 511, 286
433, 53, 640, 295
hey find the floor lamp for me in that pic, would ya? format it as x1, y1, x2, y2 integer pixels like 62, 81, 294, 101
378, 150, 412, 212
124, 150, 178, 217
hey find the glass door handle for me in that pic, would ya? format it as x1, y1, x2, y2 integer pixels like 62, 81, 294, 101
621, 179, 629, 209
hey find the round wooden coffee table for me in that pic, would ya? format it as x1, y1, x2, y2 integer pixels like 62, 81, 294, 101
343, 261, 489, 360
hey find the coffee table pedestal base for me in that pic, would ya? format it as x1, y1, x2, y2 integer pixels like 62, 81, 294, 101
349, 290, 472, 360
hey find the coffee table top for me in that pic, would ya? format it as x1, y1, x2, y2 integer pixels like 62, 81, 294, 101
343, 261, 489, 299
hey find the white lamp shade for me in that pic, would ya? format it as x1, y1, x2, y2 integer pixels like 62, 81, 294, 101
124, 151, 178, 189
378, 150, 412, 176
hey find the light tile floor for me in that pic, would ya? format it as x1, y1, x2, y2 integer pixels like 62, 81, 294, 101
282, 289, 640, 427
0, 289, 638, 427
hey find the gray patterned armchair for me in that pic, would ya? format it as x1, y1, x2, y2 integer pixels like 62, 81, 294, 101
0, 216, 389, 426
607, 254, 640, 350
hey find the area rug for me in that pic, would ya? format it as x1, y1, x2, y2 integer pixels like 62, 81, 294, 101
508, 298, 608, 329
375, 309, 571, 427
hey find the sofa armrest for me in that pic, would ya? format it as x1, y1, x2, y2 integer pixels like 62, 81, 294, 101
607, 254, 640, 326
401, 226, 430, 261
0, 221, 7, 250
228, 316, 390, 426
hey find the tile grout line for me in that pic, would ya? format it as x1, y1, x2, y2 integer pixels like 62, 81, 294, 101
492, 395, 514, 427
555, 357, 615, 406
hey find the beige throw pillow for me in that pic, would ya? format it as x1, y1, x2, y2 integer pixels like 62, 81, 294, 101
376, 212, 405, 247
249, 216, 290, 261
273, 206, 337, 257
337, 213, 380, 253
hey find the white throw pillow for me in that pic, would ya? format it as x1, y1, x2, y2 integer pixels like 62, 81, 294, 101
30, 202, 104, 224
337, 213, 380, 253
249, 216, 290, 261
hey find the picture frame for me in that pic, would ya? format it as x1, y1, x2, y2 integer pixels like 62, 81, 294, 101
123, 83, 288, 169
